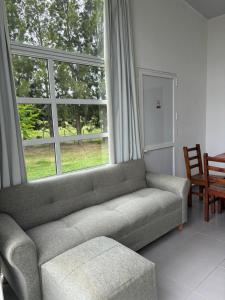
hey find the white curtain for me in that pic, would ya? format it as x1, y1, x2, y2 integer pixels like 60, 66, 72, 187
104, 0, 142, 164
0, 0, 26, 189
0, 275, 3, 300
0, 259, 3, 300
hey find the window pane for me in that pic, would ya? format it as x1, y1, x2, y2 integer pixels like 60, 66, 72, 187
6, 0, 104, 57
54, 62, 105, 99
18, 104, 53, 140
61, 138, 108, 173
57, 104, 107, 136
24, 144, 56, 181
12, 55, 49, 98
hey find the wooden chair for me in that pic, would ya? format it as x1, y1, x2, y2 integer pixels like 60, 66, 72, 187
183, 144, 205, 207
203, 153, 225, 222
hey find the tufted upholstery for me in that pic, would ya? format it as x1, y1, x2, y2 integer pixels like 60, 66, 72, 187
0, 159, 146, 230
27, 188, 180, 265
0, 159, 189, 300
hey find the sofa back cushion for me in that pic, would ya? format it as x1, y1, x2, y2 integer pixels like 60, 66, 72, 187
0, 159, 146, 230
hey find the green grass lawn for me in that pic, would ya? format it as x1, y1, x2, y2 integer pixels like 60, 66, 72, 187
24, 140, 109, 181
23, 126, 102, 139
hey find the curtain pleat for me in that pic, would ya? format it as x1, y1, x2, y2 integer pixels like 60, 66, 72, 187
0, 0, 26, 189
104, 0, 142, 164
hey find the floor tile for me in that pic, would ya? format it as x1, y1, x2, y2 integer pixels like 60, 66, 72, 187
221, 260, 225, 269
186, 292, 206, 300
157, 273, 191, 300
157, 232, 225, 289
195, 267, 225, 300
196, 220, 225, 244
139, 221, 197, 264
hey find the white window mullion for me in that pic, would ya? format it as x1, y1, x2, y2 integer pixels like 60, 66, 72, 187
56, 99, 108, 105
23, 138, 55, 147
11, 42, 104, 67
17, 97, 53, 104
48, 59, 62, 175
59, 132, 109, 143
17, 97, 108, 105
17, 98, 107, 105
13, 48, 108, 180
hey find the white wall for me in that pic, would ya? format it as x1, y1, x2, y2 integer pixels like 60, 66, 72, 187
131, 0, 207, 176
206, 15, 225, 155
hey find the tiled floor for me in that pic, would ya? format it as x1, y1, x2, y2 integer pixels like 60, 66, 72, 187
139, 199, 225, 300
2, 198, 225, 300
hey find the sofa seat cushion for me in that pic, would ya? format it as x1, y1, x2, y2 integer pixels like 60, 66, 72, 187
103, 188, 181, 229
27, 206, 129, 265
27, 188, 180, 266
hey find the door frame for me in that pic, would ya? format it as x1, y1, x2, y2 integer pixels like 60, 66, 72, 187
138, 68, 178, 175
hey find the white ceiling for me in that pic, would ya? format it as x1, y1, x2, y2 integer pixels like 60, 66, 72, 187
185, 0, 225, 19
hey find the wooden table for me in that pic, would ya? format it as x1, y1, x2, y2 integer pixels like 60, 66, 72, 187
215, 153, 225, 160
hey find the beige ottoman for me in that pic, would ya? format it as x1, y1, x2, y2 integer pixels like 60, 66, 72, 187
41, 236, 157, 300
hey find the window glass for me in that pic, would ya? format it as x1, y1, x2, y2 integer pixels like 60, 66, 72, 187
6, 0, 104, 57
60, 138, 108, 173
54, 61, 105, 99
18, 104, 53, 140
6, 0, 108, 181
57, 104, 107, 136
24, 144, 56, 180
12, 55, 50, 98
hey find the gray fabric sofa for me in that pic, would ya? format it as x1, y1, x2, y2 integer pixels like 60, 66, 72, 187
0, 159, 190, 300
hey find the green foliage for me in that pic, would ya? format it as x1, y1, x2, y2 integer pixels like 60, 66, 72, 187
18, 104, 53, 139
6, 0, 108, 178
6, 0, 104, 56
12, 56, 49, 98
18, 104, 41, 139
6, 0, 107, 139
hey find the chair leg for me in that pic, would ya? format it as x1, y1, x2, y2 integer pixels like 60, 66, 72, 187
211, 201, 215, 214
218, 198, 222, 214
188, 187, 192, 207
199, 186, 204, 201
204, 194, 209, 222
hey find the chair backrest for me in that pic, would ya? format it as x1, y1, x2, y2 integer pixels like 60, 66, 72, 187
203, 153, 225, 187
183, 144, 203, 179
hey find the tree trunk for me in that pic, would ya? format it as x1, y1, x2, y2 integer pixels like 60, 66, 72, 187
75, 111, 81, 135
75, 111, 82, 145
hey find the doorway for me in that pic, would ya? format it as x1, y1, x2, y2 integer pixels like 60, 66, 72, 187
139, 69, 177, 175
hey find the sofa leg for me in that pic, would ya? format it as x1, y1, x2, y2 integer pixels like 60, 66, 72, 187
178, 224, 183, 231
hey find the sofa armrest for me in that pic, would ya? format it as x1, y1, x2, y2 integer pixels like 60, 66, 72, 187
146, 173, 190, 224
0, 213, 41, 300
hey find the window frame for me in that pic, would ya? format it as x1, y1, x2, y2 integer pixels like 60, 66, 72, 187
10, 41, 109, 177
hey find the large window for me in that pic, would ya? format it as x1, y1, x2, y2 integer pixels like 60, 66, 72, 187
6, 0, 109, 181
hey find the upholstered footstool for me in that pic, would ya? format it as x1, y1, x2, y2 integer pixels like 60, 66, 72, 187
41, 236, 158, 300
